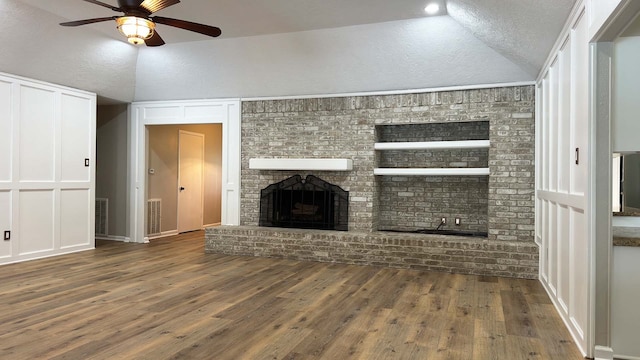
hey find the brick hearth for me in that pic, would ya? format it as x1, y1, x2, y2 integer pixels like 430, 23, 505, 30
205, 226, 539, 279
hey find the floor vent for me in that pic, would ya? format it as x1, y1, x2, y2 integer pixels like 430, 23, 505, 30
147, 199, 162, 235
95, 198, 108, 236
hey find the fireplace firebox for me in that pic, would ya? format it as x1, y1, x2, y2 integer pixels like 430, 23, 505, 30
259, 175, 349, 231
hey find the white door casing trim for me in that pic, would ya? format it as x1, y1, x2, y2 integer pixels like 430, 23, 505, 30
129, 99, 241, 243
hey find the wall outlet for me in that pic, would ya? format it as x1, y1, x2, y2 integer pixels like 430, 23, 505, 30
441, 217, 446, 224
455, 218, 461, 226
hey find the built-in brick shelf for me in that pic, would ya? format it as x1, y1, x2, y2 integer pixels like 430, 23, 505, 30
205, 226, 539, 279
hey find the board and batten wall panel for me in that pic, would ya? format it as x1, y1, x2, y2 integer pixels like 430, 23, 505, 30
61, 94, 92, 182
0, 191, 10, 259
570, 207, 588, 340
536, 5, 590, 357
60, 189, 91, 248
18, 190, 55, 255
0, 80, 11, 182
548, 63, 559, 192
19, 86, 55, 182
571, 16, 589, 195
558, 36, 571, 194
0, 72, 96, 265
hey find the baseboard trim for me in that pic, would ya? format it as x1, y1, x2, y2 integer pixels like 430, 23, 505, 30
204, 223, 221, 228
95, 235, 131, 242
613, 353, 640, 360
594, 346, 614, 360
147, 230, 179, 240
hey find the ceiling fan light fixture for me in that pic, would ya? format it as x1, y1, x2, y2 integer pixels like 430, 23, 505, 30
116, 16, 155, 45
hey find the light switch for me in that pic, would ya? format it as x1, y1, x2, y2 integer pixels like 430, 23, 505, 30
85, 158, 90, 167
3, 231, 9, 241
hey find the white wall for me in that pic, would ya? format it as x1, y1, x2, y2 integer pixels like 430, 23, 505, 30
588, 0, 624, 39
611, 246, 640, 358
536, 2, 591, 356
0, 72, 96, 264
96, 104, 129, 239
612, 36, 640, 153
134, 16, 532, 101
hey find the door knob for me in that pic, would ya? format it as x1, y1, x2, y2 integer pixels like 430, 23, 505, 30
179, 186, 185, 191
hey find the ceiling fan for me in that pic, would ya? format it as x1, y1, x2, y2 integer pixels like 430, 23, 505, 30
60, 0, 222, 46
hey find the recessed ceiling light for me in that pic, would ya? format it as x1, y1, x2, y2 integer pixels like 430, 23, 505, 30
424, 3, 440, 15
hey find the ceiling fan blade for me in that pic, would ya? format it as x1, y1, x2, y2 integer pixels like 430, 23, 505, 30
117, 0, 144, 9
140, 0, 180, 14
83, 0, 122, 12
152, 16, 221, 37
145, 30, 165, 47
60, 17, 117, 26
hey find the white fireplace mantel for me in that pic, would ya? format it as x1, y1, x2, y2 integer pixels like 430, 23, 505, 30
249, 158, 353, 171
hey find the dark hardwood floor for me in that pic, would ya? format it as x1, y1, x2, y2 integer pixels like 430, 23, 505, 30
0, 231, 584, 359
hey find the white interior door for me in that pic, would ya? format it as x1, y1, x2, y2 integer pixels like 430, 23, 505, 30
177, 130, 204, 233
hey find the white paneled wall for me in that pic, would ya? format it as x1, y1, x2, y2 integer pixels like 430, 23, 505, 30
0, 72, 96, 265
0, 191, 10, 259
19, 190, 55, 254
60, 190, 91, 249
0, 81, 12, 182
536, 5, 590, 356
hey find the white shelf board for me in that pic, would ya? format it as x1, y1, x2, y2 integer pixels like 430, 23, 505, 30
249, 158, 353, 171
374, 140, 490, 150
374, 168, 490, 176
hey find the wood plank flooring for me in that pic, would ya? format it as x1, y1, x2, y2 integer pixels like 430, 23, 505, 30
0, 231, 584, 359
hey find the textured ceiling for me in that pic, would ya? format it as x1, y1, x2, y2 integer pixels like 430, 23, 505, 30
5, 0, 577, 103
19, 0, 573, 72
448, 0, 576, 77
20, 0, 447, 42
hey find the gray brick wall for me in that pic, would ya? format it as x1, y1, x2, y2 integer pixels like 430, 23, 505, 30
378, 176, 488, 232
222, 86, 536, 278
376, 122, 489, 233
241, 85, 535, 242
241, 100, 377, 232
488, 112, 536, 241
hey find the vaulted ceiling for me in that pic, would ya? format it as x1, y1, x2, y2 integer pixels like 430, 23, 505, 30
2, 0, 576, 103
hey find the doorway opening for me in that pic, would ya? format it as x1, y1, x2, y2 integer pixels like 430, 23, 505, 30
146, 124, 223, 239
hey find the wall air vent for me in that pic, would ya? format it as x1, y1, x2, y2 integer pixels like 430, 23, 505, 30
147, 199, 162, 236
95, 198, 108, 236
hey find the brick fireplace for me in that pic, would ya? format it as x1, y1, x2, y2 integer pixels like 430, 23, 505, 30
206, 85, 538, 278
259, 175, 349, 231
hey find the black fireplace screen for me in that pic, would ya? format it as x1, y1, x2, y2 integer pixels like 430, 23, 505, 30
259, 175, 349, 231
